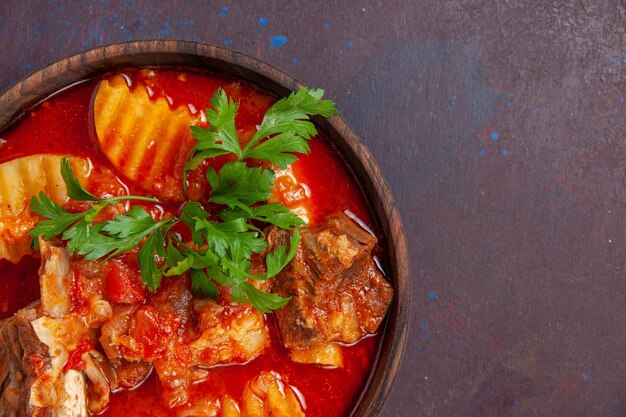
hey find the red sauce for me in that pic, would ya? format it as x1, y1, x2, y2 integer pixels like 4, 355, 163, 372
0, 69, 383, 416
0, 257, 40, 319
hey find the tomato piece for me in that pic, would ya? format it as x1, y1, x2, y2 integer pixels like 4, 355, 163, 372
63, 338, 94, 372
106, 261, 146, 304
127, 305, 181, 360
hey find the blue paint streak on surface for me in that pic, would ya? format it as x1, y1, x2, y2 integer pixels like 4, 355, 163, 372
532, 107, 541, 114
428, 290, 437, 299
223, 39, 233, 46
291, 57, 298, 64
502, 148, 508, 156
420, 322, 430, 329
220, 7, 228, 16
614, 59, 623, 67
450, 95, 457, 105
420, 334, 431, 340
490, 132, 499, 141
258, 17, 267, 27
270, 35, 287, 47
323, 21, 330, 28
620, 96, 624, 104
479, 149, 486, 157
346, 40, 353, 47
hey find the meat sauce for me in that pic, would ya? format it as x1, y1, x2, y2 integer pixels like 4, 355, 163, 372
0, 69, 382, 417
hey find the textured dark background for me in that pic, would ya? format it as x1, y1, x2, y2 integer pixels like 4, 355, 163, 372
2, 1, 626, 416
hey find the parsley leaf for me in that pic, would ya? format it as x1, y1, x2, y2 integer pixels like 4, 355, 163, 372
232, 282, 290, 313
60, 156, 102, 201
138, 227, 167, 291
207, 162, 275, 209
242, 132, 309, 169
264, 229, 300, 278
219, 203, 305, 230
190, 268, 218, 298
240, 87, 338, 166
29, 192, 84, 239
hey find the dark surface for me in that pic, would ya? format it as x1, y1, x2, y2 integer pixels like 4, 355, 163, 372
1, 1, 625, 416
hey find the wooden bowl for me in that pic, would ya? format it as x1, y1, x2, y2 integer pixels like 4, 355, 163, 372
0, 40, 410, 417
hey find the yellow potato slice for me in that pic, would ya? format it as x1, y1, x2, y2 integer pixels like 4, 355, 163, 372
289, 343, 344, 367
241, 371, 305, 417
93, 74, 200, 201
0, 155, 89, 263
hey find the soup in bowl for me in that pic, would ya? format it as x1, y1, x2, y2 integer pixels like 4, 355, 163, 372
0, 41, 410, 417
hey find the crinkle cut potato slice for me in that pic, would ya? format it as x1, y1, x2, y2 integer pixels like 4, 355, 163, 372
94, 74, 201, 201
0, 155, 89, 263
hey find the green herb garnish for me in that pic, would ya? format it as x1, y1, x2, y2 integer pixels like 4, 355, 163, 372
29, 86, 337, 312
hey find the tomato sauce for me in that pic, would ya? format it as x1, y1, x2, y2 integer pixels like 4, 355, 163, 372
0, 69, 383, 416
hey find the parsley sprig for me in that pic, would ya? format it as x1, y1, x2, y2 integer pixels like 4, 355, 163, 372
29, 86, 337, 312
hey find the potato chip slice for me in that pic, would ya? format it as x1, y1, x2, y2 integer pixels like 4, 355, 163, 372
93, 74, 200, 201
0, 155, 89, 262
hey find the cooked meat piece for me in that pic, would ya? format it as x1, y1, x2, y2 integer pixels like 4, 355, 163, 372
38, 239, 72, 318
148, 276, 195, 331
100, 279, 195, 408
29, 314, 91, 416
240, 371, 304, 417
153, 338, 194, 409
0, 306, 91, 417
70, 260, 112, 327
83, 352, 111, 414
271, 213, 393, 351
0, 307, 47, 417
189, 299, 269, 368
99, 304, 137, 360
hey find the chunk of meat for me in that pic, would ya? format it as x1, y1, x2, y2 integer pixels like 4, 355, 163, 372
38, 239, 72, 318
189, 299, 269, 367
82, 351, 111, 414
0, 306, 46, 417
271, 213, 393, 355
0, 306, 90, 417
99, 278, 196, 408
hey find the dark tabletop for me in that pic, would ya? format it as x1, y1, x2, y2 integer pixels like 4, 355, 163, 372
2, 1, 626, 416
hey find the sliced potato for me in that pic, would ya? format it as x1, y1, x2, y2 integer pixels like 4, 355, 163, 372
241, 371, 305, 417
289, 343, 343, 367
0, 155, 89, 263
0, 154, 89, 216
93, 74, 200, 201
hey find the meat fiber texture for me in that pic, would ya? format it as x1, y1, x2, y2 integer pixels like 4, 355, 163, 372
0, 306, 45, 417
270, 213, 393, 366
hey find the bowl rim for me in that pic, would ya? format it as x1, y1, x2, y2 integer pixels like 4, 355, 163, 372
0, 40, 411, 417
